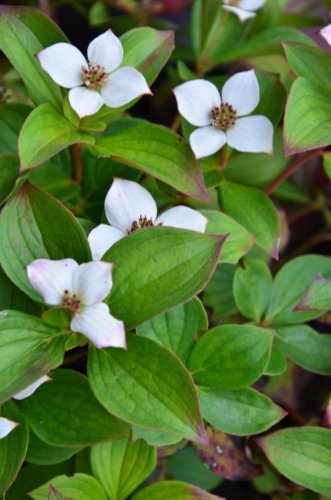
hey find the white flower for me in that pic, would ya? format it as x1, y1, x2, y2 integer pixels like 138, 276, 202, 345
173, 70, 273, 159
37, 30, 151, 118
0, 417, 19, 439
222, 0, 267, 22
320, 24, 331, 46
12, 375, 51, 400
88, 178, 208, 261
27, 259, 126, 349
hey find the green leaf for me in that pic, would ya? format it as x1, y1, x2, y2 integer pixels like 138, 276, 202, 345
257, 427, 331, 496
284, 77, 331, 154
254, 72, 287, 127
90, 438, 157, 500
19, 104, 95, 170
105, 227, 225, 328
188, 325, 273, 389
31, 473, 108, 500
0, 6, 66, 109
202, 210, 254, 264
0, 311, 65, 403
219, 181, 280, 258
0, 182, 91, 301
198, 387, 286, 436
19, 369, 129, 447
0, 103, 31, 155
284, 43, 331, 89
0, 267, 40, 315
0, 155, 19, 203
266, 255, 331, 324
137, 298, 208, 362
88, 334, 207, 443
233, 260, 273, 322
276, 325, 331, 375
203, 263, 238, 321
131, 480, 219, 500
91, 118, 209, 201
167, 447, 222, 491
26, 429, 83, 466
0, 402, 29, 496
295, 275, 331, 312
131, 427, 182, 447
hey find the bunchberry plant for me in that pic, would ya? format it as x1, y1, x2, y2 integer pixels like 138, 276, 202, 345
0, 0, 331, 499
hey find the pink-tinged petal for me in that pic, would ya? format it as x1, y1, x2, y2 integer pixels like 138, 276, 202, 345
226, 115, 273, 153
87, 29, 123, 72
71, 303, 126, 349
68, 87, 104, 118
189, 126, 226, 159
88, 224, 125, 261
223, 5, 256, 22
101, 67, 151, 108
13, 375, 51, 400
0, 417, 18, 439
105, 178, 157, 233
222, 70, 260, 115
173, 80, 221, 127
320, 24, 331, 46
27, 259, 78, 305
73, 262, 113, 305
37, 43, 86, 88
156, 206, 207, 233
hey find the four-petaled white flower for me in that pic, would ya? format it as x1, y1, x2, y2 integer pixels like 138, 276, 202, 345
222, 0, 267, 22
0, 375, 51, 440
173, 70, 273, 159
88, 178, 208, 261
37, 30, 151, 118
27, 259, 126, 349
320, 24, 331, 46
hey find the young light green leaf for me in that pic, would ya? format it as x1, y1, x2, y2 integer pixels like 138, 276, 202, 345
0, 311, 65, 403
137, 297, 208, 362
284, 42, 331, 89
19, 104, 95, 170
0, 6, 66, 109
188, 325, 273, 389
90, 118, 209, 202
219, 181, 280, 258
266, 255, 331, 325
257, 427, 331, 496
202, 210, 254, 265
131, 480, 220, 500
0, 182, 91, 301
284, 77, 331, 154
31, 474, 108, 500
233, 260, 273, 322
276, 325, 331, 375
88, 335, 207, 443
90, 438, 157, 500
0, 402, 29, 496
19, 369, 129, 447
198, 387, 286, 436
295, 275, 331, 312
105, 227, 225, 328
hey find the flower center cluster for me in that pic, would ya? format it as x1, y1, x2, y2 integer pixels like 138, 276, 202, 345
129, 215, 154, 234
62, 290, 81, 314
82, 63, 107, 90
210, 103, 237, 130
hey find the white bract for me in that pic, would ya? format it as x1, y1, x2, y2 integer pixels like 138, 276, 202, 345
173, 70, 273, 159
320, 24, 331, 46
37, 30, 151, 118
222, 0, 266, 22
0, 376, 50, 440
27, 259, 126, 349
88, 178, 208, 261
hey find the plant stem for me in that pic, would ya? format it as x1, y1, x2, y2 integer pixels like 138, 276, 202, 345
171, 113, 181, 133
264, 148, 324, 196
72, 144, 83, 184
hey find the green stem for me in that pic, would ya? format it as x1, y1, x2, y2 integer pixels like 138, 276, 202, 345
72, 143, 83, 184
